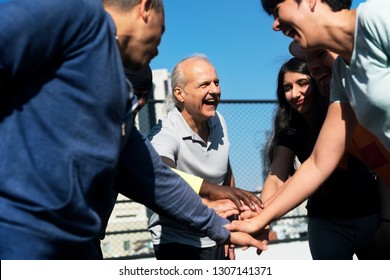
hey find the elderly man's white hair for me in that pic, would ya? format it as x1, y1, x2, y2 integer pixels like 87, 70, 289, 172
164, 53, 212, 114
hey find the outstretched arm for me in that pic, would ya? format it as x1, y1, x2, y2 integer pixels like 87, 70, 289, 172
227, 102, 358, 234
116, 126, 268, 251
238, 146, 295, 254
162, 156, 263, 212
261, 146, 295, 203
240, 146, 295, 220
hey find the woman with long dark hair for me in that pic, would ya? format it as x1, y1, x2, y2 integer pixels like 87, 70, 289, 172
262, 58, 380, 260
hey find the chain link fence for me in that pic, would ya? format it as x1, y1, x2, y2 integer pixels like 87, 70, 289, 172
102, 100, 308, 259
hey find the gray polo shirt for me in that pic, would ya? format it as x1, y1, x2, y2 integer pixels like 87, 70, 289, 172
148, 107, 230, 248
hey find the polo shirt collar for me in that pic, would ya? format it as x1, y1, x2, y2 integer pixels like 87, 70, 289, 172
170, 107, 218, 142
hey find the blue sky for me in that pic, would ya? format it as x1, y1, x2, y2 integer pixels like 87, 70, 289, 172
151, 0, 366, 101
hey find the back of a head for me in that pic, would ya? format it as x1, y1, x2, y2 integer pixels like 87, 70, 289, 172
261, 0, 351, 15
125, 65, 153, 93
102, 0, 164, 13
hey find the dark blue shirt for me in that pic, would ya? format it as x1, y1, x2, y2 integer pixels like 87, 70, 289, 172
0, 0, 229, 259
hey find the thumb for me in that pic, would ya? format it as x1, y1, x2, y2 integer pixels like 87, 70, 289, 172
223, 223, 233, 231
224, 221, 243, 231
224, 219, 249, 232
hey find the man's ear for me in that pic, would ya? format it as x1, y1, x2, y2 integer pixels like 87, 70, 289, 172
306, 0, 317, 12
173, 87, 185, 103
140, 0, 152, 22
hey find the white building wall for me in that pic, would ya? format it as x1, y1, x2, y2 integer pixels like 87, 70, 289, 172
151, 68, 171, 123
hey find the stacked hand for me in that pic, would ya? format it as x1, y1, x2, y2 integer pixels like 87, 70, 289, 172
228, 228, 270, 255
201, 183, 270, 256
200, 182, 263, 212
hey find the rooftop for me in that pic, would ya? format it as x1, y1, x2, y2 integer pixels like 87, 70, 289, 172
235, 240, 312, 260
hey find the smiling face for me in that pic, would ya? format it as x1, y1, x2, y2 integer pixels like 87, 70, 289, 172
272, 0, 317, 49
174, 59, 221, 123
283, 70, 314, 117
290, 41, 339, 96
306, 49, 338, 96
264, 0, 354, 54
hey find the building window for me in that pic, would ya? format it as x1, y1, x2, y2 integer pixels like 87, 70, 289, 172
124, 240, 131, 251
101, 242, 110, 254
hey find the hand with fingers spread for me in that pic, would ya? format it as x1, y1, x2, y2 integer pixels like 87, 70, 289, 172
200, 181, 263, 212
202, 198, 240, 219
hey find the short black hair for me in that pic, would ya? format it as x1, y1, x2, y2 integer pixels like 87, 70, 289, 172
102, 0, 164, 13
261, 0, 352, 15
261, 0, 280, 15
125, 65, 153, 93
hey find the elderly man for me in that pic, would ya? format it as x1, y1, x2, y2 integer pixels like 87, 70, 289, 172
148, 54, 246, 260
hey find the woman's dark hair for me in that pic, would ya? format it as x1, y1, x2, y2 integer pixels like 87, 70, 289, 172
264, 57, 326, 171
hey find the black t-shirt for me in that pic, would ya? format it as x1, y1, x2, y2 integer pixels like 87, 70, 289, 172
277, 113, 380, 219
